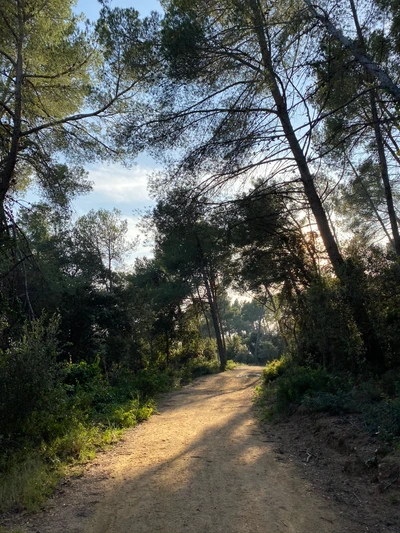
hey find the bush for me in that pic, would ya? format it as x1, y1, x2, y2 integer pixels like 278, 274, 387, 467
260, 358, 400, 444
273, 366, 339, 411
0, 315, 67, 444
190, 358, 219, 378
225, 359, 240, 370
362, 398, 400, 443
260, 357, 351, 415
202, 338, 218, 361
263, 357, 292, 384
226, 335, 250, 363
302, 391, 357, 415
133, 368, 173, 397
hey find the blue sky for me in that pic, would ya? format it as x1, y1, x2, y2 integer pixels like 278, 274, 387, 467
70, 0, 164, 260
76, 0, 162, 20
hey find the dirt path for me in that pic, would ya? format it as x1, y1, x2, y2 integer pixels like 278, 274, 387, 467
4, 368, 357, 533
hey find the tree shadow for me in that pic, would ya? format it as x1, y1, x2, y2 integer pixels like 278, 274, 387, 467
85, 371, 348, 533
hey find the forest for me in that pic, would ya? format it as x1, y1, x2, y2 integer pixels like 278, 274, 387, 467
1, 0, 400, 513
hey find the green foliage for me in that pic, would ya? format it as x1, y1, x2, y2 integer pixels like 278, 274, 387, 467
201, 338, 218, 361
225, 359, 241, 370
161, 3, 207, 81
260, 357, 400, 444
302, 391, 357, 415
272, 366, 341, 412
0, 455, 59, 513
263, 357, 292, 384
294, 277, 364, 370
189, 357, 219, 377
0, 314, 66, 442
74, 208, 135, 290
121, 369, 171, 397
260, 357, 349, 414
226, 335, 250, 363
363, 399, 400, 443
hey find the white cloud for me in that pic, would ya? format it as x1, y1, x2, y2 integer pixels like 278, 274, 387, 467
87, 164, 152, 204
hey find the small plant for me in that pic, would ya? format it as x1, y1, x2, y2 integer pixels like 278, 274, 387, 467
225, 359, 241, 370
0, 455, 60, 512
263, 356, 292, 384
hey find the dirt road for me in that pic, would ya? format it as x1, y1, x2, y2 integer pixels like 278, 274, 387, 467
6, 367, 356, 533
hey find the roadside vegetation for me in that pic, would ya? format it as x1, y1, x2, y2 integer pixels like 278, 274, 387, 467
258, 356, 400, 445
2, 0, 400, 517
0, 314, 222, 512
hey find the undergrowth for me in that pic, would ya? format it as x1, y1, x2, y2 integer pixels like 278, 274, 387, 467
225, 359, 242, 370
257, 357, 400, 445
0, 356, 219, 513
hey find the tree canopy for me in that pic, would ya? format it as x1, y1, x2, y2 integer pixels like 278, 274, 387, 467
1, 0, 400, 511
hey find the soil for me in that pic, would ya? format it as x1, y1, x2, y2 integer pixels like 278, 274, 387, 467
1, 366, 399, 533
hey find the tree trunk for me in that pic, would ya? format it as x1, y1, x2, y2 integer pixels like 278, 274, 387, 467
249, 0, 383, 369
304, 0, 400, 103
346, 156, 393, 243
209, 271, 226, 354
196, 286, 212, 339
203, 271, 226, 370
254, 305, 264, 364
195, 235, 227, 369
0, 6, 24, 234
165, 332, 170, 367
249, 0, 344, 278
348, 0, 400, 256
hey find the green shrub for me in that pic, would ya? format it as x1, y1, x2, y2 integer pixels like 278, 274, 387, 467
273, 367, 333, 411
48, 422, 100, 462
105, 398, 155, 428
261, 361, 348, 414
0, 315, 67, 444
133, 368, 173, 397
362, 398, 400, 442
263, 357, 292, 384
226, 335, 250, 363
202, 338, 218, 361
225, 359, 240, 370
303, 391, 357, 415
190, 358, 219, 377
64, 359, 102, 386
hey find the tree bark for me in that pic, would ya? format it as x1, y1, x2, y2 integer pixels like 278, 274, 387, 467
304, 0, 400, 103
197, 251, 226, 370
254, 305, 264, 363
248, 0, 383, 368
348, 0, 400, 256
196, 286, 212, 339
0, 3, 24, 233
202, 270, 226, 370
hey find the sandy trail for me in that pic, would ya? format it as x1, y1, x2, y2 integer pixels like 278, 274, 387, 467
5, 367, 356, 533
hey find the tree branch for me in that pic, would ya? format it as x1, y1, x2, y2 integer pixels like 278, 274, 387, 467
303, 0, 400, 103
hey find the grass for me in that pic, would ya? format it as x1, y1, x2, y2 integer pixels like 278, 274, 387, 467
0, 359, 221, 514
0, 399, 154, 514
0, 455, 60, 513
